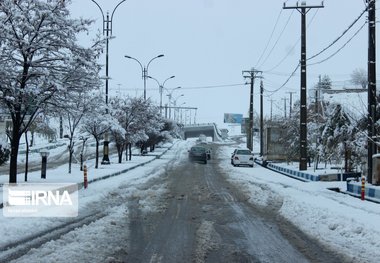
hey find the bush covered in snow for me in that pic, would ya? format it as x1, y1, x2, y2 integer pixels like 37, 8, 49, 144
0, 141, 10, 166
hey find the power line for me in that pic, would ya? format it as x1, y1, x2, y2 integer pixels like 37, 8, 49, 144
263, 9, 319, 72
264, 63, 300, 96
255, 8, 284, 68
181, 83, 246, 90
308, 21, 367, 66
307, 5, 368, 61
258, 9, 295, 69
122, 83, 246, 91
265, 3, 368, 97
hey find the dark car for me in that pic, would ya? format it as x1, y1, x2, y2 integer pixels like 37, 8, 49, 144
188, 146, 208, 164
197, 142, 211, 160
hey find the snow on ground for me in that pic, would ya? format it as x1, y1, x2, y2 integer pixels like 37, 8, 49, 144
1, 136, 380, 262
0, 139, 192, 261
218, 143, 380, 263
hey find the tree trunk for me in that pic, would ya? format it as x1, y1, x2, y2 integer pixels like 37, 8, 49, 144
25, 131, 29, 182
69, 149, 72, 174
68, 138, 74, 174
125, 142, 129, 161
117, 145, 123, 164
59, 115, 63, 139
30, 131, 34, 147
95, 139, 99, 169
129, 143, 132, 161
315, 155, 320, 170
118, 151, 122, 163
9, 123, 21, 183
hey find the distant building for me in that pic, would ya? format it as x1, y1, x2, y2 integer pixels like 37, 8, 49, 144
263, 125, 287, 161
320, 88, 367, 94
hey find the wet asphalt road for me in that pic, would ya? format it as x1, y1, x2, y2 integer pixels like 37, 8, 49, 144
124, 143, 350, 263
1, 141, 352, 263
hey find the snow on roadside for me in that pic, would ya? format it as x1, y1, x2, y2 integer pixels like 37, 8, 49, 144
0, 140, 191, 255
218, 145, 380, 263
10, 205, 130, 263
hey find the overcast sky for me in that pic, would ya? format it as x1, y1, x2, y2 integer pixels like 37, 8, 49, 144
69, 0, 371, 125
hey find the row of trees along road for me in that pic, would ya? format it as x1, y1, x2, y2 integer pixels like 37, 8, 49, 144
273, 93, 368, 172
0, 0, 104, 183
0, 1, 178, 183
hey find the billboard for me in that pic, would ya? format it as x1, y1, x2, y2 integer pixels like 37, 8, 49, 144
224, 113, 243, 124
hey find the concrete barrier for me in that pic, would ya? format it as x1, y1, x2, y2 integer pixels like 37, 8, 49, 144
266, 163, 319, 182
345, 180, 380, 203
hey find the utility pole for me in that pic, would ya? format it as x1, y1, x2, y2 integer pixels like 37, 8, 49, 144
268, 98, 274, 122
260, 80, 264, 156
284, 1, 324, 171
286, 91, 296, 118
367, 0, 377, 184
281, 98, 288, 118
243, 68, 263, 151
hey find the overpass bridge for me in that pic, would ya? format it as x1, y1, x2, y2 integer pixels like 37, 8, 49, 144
182, 123, 223, 141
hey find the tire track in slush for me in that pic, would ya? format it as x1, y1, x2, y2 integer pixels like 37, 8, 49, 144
202, 163, 307, 263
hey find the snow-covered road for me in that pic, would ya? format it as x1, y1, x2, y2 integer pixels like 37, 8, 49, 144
0, 138, 379, 262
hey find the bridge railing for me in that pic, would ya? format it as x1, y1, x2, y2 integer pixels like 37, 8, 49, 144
183, 123, 214, 128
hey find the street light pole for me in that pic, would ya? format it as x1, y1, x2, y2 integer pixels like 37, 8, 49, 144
166, 87, 181, 119
91, 0, 126, 165
173, 94, 184, 121
148, 75, 175, 115
124, 54, 164, 100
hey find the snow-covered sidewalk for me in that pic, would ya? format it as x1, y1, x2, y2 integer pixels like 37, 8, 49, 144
0, 141, 176, 206
0, 139, 190, 258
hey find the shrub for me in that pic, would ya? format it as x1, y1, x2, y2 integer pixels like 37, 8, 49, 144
0, 144, 10, 166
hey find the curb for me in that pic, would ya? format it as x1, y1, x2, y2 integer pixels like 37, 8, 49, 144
266, 162, 319, 181
346, 180, 380, 203
256, 160, 380, 203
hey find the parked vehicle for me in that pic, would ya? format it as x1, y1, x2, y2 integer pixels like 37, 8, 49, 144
188, 146, 208, 164
231, 149, 254, 167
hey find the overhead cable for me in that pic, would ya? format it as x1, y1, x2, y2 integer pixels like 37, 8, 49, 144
255, 8, 284, 68
308, 21, 367, 66
263, 9, 319, 73
307, 6, 368, 61
264, 63, 300, 96
258, 9, 295, 69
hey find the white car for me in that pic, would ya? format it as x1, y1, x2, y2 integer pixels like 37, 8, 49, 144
231, 149, 254, 167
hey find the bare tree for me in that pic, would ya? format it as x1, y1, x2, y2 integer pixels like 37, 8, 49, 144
350, 68, 367, 89
81, 92, 118, 168
62, 90, 101, 174
0, 0, 101, 183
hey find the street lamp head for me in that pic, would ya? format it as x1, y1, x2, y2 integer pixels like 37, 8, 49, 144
170, 75, 175, 79
157, 54, 164, 58
124, 55, 132, 59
